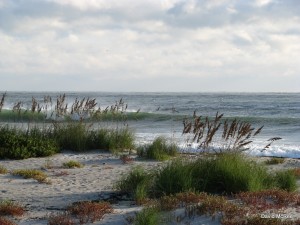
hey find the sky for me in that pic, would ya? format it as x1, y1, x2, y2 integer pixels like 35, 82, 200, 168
0, 0, 300, 92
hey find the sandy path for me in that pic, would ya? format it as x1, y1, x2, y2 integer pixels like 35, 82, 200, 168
0, 152, 162, 225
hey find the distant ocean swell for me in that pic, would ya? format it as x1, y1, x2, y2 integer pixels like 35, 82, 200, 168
1, 109, 299, 125
0, 92, 299, 158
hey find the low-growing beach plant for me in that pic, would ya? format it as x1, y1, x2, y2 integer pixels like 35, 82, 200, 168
0, 216, 17, 225
12, 169, 50, 184
48, 212, 75, 225
265, 157, 285, 165
68, 201, 113, 224
120, 154, 134, 164
158, 195, 180, 211
63, 160, 84, 169
0, 200, 25, 217
138, 136, 178, 161
0, 165, 8, 174
291, 168, 300, 178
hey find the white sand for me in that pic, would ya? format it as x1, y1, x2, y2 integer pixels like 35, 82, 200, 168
0, 152, 299, 224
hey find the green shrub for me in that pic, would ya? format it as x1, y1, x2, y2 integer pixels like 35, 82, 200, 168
138, 136, 178, 161
63, 160, 84, 169
0, 126, 58, 159
133, 207, 160, 225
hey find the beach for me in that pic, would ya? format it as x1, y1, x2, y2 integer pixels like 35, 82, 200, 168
1, 151, 300, 225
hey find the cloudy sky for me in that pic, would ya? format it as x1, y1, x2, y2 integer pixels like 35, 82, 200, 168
0, 0, 299, 92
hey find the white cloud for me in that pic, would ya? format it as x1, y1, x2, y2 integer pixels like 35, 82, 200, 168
0, 0, 299, 92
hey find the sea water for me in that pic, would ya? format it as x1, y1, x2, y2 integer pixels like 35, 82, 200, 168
1, 92, 299, 158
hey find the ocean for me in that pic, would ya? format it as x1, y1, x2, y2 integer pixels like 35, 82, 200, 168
1, 92, 300, 158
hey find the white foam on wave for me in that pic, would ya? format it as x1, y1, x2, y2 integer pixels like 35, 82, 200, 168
136, 133, 300, 158
247, 144, 300, 158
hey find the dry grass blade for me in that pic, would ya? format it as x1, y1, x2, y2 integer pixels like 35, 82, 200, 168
267, 137, 282, 142
0, 92, 6, 112
183, 112, 275, 152
253, 125, 264, 136
262, 137, 282, 151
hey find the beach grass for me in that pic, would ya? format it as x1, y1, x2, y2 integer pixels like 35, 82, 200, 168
265, 157, 285, 165
133, 206, 160, 225
63, 160, 84, 169
0, 123, 135, 159
117, 152, 297, 201
116, 166, 153, 203
137, 136, 178, 161
12, 169, 49, 183
273, 170, 297, 192
0, 165, 8, 174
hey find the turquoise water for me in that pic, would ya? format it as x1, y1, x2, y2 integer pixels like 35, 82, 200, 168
1, 92, 300, 158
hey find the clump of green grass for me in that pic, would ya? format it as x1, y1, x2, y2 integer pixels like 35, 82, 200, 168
191, 153, 275, 194
265, 157, 285, 165
52, 123, 135, 153
116, 166, 152, 203
116, 152, 297, 200
133, 206, 160, 225
12, 169, 50, 184
52, 122, 90, 152
0, 165, 8, 174
137, 136, 178, 161
89, 127, 135, 153
63, 160, 84, 169
273, 170, 297, 192
154, 159, 194, 196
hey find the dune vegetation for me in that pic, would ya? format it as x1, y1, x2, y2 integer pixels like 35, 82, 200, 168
0, 92, 298, 225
